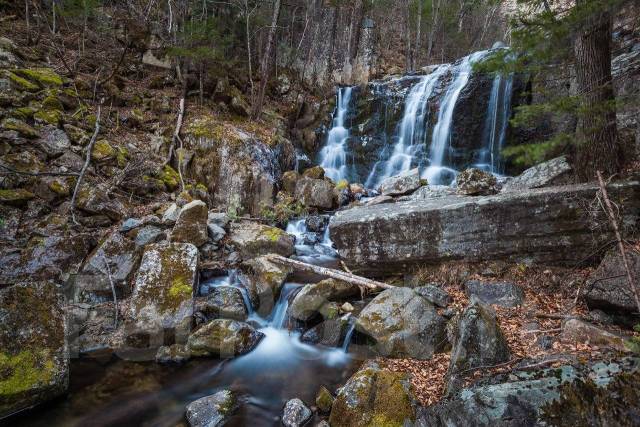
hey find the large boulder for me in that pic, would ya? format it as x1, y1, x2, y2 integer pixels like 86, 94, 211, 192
379, 167, 421, 196
329, 362, 418, 427
584, 250, 640, 315
356, 287, 447, 359
456, 168, 498, 196
419, 358, 640, 426
186, 118, 280, 216
502, 156, 572, 192
196, 287, 248, 321
289, 279, 359, 321
187, 319, 264, 358
447, 303, 511, 389
127, 242, 198, 343
0, 282, 68, 418
330, 182, 640, 275
294, 176, 336, 210
228, 221, 295, 259
185, 390, 238, 427
171, 200, 208, 247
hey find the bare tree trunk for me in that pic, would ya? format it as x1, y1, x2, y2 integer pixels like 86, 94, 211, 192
251, 0, 282, 119
426, 0, 440, 63
413, 0, 422, 70
573, 0, 620, 181
245, 0, 256, 106
404, 0, 412, 72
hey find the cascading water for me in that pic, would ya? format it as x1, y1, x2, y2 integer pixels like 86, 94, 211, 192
476, 73, 513, 174
424, 50, 490, 185
286, 217, 338, 267
365, 67, 448, 188
319, 86, 354, 182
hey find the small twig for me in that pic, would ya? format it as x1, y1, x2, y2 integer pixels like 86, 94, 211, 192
596, 171, 640, 314
70, 104, 101, 225
103, 260, 118, 329
522, 328, 563, 335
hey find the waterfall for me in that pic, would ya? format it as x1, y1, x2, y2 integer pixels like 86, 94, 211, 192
319, 87, 354, 182
476, 73, 513, 174
286, 218, 338, 265
365, 67, 448, 188
424, 50, 489, 185
341, 318, 356, 352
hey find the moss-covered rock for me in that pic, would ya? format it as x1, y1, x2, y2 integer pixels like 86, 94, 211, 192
302, 166, 325, 180
33, 109, 62, 126
63, 123, 89, 145
0, 188, 35, 206
187, 319, 264, 358
91, 139, 116, 162
228, 221, 295, 259
185, 390, 239, 426
159, 165, 180, 191
1, 117, 39, 138
5, 71, 39, 92
0, 282, 68, 418
316, 386, 335, 413
14, 68, 64, 87
289, 279, 359, 322
241, 255, 292, 316
282, 170, 299, 194
170, 199, 208, 247
329, 362, 417, 427
41, 93, 64, 112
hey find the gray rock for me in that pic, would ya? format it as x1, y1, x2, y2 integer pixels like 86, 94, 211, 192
76, 183, 127, 221
464, 280, 524, 307
379, 167, 421, 196
187, 319, 264, 358
305, 215, 329, 232
330, 182, 640, 275
295, 176, 336, 210
185, 390, 238, 427
585, 250, 640, 315
328, 362, 417, 427
363, 195, 394, 206
37, 126, 70, 158
171, 200, 209, 247
356, 287, 447, 359
418, 358, 640, 427
208, 212, 230, 229
155, 344, 191, 364
162, 203, 181, 224
290, 279, 359, 321
228, 221, 295, 259
127, 242, 198, 340
120, 218, 143, 232
0, 282, 68, 418
447, 303, 510, 389
502, 156, 572, 192
207, 223, 226, 243
456, 168, 498, 196
414, 284, 452, 308
52, 150, 84, 171
410, 184, 457, 200
241, 255, 291, 316
132, 225, 165, 247
301, 318, 349, 347
559, 319, 628, 352
197, 286, 248, 321
282, 398, 312, 427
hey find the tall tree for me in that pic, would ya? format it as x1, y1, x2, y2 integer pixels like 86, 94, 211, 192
413, 0, 423, 70
252, 0, 282, 119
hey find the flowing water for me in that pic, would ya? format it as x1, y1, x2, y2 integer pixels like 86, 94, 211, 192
319, 87, 354, 182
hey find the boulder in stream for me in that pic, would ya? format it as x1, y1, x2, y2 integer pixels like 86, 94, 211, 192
294, 176, 336, 210
289, 279, 360, 321
196, 286, 248, 321
185, 390, 238, 427
228, 221, 295, 259
187, 319, 264, 358
282, 398, 312, 427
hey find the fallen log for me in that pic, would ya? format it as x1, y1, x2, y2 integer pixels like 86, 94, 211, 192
266, 254, 394, 291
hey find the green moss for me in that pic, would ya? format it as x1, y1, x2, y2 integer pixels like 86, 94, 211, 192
14, 68, 63, 87
1, 118, 39, 138
316, 386, 334, 413
0, 350, 55, 395
261, 226, 284, 242
0, 188, 35, 203
11, 107, 36, 121
91, 139, 116, 161
5, 71, 39, 92
168, 277, 192, 300
48, 178, 73, 196
159, 165, 180, 191
186, 117, 244, 145
34, 109, 62, 126
41, 93, 63, 111
336, 179, 349, 191
116, 147, 129, 168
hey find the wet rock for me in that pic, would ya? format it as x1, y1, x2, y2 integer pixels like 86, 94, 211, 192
585, 250, 640, 316
305, 215, 329, 233
456, 168, 498, 196
241, 255, 291, 315
187, 319, 264, 358
329, 362, 417, 427
74, 231, 140, 304
66, 302, 117, 354
502, 156, 572, 192
295, 177, 336, 210
171, 200, 209, 247
447, 303, 510, 389
560, 319, 629, 352
155, 344, 191, 364
127, 242, 198, 341
207, 223, 226, 243
185, 390, 238, 427
228, 221, 295, 259
301, 318, 349, 347
414, 284, 452, 308
356, 287, 447, 359
197, 286, 248, 321
0, 282, 68, 418
330, 182, 640, 275
464, 280, 524, 307
315, 386, 335, 413
379, 167, 421, 196
282, 398, 312, 427
418, 358, 640, 427
290, 279, 359, 321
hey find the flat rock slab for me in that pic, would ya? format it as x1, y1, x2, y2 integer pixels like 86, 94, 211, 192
330, 182, 640, 275
464, 280, 524, 307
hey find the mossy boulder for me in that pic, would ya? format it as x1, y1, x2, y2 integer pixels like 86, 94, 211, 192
228, 221, 295, 259
196, 286, 248, 321
294, 177, 336, 210
356, 287, 448, 359
241, 255, 292, 316
0, 282, 69, 418
127, 242, 199, 343
187, 319, 264, 358
41, 93, 64, 112
289, 279, 360, 322
5, 71, 39, 92
76, 183, 127, 221
159, 165, 180, 191
329, 362, 417, 427
62, 124, 89, 145
1, 117, 39, 138
14, 68, 64, 87
91, 139, 116, 162
282, 170, 299, 194
185, 390, 238, 427
33, 109, 62, 126
170, 200, 208, 247
302, 166, 325, 180
0, 188, 35, 206
315, 386, 335, 413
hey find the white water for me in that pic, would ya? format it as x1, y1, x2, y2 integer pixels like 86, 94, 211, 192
424, 50, 489, 185
319, 87, 354, 182
476, 73, 513, 174
366, 67, 448, 188
286, 218, 338, 266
